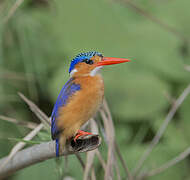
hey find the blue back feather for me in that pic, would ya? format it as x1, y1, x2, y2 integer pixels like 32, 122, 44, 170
51, 78, 80, 156
51, 78, 80, 139
69, 51, 102, 73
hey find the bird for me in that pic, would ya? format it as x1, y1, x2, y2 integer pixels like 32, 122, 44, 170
51, 51, 130, 156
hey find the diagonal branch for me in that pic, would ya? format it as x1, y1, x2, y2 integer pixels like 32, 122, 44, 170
0, 123, 44, 170
115, 141, 132, 180
0, 135, 101, 179
134, 84, 190, 175
0, 115, 38, 129
18, 92, 50, 128
83, 119, 99, 180
117, 0, 189, 42
100, 99, 132, 180
139, 146, 190, 179
100, 108, 115, 180
184, 65, 190, 72
3, 0, 24, 23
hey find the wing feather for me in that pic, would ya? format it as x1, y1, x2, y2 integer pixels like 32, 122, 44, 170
51, 78, 80, 139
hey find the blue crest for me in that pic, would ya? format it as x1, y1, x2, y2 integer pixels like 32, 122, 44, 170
69, 51, 102, 73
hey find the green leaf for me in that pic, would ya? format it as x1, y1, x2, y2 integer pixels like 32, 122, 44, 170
8, 138, 42, 145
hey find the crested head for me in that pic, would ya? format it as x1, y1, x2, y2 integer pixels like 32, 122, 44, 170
69, 51, 131, 77
69, 51, 102, 73
69, 51, 103, 77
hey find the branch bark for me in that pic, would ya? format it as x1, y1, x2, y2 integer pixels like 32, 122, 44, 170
138, 146, 190, 179
0, 123, 44, 170
0, 115, 38, 129
0, 135, 101, 179
3, 0, 24, 23
117, 0, 189, 42
134, 84, 190, 175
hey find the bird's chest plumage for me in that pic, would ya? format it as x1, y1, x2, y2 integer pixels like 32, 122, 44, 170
57, 75, 104, 137
76, 75, 104, 123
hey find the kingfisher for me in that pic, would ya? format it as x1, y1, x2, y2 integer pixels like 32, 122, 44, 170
51, 51, 130, 156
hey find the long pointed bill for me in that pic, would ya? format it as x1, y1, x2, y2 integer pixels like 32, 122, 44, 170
96, 57, 130, 66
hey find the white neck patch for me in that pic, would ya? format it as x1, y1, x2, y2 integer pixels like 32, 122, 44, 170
90, 66, 103, 76
70, 69, 78, 77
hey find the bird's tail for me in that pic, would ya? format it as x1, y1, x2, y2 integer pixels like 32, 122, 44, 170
55, 135, 66, 157
55, 139, 59, 157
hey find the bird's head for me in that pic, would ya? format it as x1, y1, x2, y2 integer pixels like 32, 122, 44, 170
69, 51, 130, 77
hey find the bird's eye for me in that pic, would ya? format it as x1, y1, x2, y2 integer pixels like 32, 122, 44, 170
82, 59, 94, 65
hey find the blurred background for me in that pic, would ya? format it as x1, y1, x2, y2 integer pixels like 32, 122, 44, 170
0, 0, 190, 179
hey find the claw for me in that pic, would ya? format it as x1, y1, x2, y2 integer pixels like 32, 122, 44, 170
74, 130, 92, 142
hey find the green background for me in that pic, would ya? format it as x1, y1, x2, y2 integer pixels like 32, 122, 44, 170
0, 0, 190, 179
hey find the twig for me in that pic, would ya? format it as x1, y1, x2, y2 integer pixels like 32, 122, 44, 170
95, 149, 106, 170
3, 0, 24, 23
75, 154, 85, 170
103, 100, 116, 180
0, 123, 44, 170
118, 0, 188, 42
140, 146, 190, 178
134, 84, 190, 175
0, 68, 34, 81
115, 141, 132, 180
0, 135, 101, 179
114, 161, 121, 180
0, 115, 38, 129
184, 65, 190, 72
18, 92, 50, 127
100, 107, 115, 180
104, 100, 133, 180
100, 99, 133, 180
83, 119, 99, 180
63, 176, 75, 180
91, 168, 96, 180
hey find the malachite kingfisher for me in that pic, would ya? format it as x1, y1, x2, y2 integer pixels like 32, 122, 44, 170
51, 51, 130, 156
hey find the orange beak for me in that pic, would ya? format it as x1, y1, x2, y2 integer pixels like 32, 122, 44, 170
96, 57, 130, 66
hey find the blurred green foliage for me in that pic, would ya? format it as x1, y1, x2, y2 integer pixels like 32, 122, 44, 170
0, 0, 190, 179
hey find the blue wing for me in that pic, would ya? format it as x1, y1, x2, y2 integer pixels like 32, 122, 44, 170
51, 77, 80, 140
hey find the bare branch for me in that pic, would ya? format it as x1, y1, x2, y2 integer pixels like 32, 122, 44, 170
75, 154, 85, 170
83, 119, 98, 180
184, 65, 190, 72
91, 119, 107, 172
117, 0, 188, 42
3, 0, 24, 23
18, 92, 50, 128
95, 149, 106, 170
0, 135, 101, 179
134, 84, 190, 174
104, 100, 116, 180
91, 168, 96, 180
0, 115, 38, 129
140, 146, 190, 178
115, 142, 132, 180
114, 161, 121, 180
0, 123, 44, 170
100, 107, 115, 180
100, 100, 133, 180
0, 68, 33, 81
83, 150, 96, 180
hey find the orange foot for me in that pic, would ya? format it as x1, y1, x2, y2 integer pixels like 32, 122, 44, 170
74, 130, 92, 142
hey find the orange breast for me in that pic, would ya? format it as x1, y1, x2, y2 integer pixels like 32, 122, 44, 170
57, 74, 104, 139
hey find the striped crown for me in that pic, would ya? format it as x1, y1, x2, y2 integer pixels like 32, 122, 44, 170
69, 51, 102, 73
